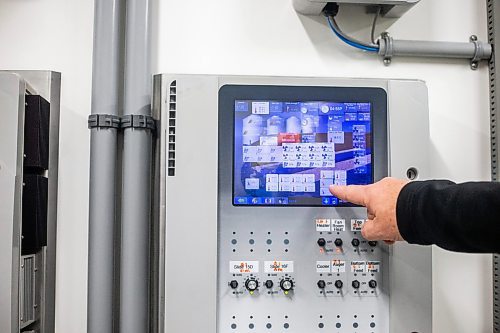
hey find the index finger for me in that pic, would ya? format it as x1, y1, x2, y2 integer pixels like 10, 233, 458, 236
329, 184, 369, 207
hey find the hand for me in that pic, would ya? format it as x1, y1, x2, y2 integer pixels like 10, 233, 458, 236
329, 177, 408, 243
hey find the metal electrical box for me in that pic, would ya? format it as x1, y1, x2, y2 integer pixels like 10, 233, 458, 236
155, 74, 432, 333
0, 71, 60, 333
293, 0, 420, 17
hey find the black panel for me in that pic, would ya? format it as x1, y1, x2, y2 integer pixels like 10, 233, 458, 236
218, 84, 388, 207
24, 95, 50, 171
22, 174, 48, 255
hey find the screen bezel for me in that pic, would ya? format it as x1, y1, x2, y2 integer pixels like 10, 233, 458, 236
218, 84, 388, 208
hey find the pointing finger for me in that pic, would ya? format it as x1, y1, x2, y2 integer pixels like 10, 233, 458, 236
329, 184, 369, 207
361, 219, 379, 240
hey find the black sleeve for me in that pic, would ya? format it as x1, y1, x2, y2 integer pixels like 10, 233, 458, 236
396, 180, 500, 253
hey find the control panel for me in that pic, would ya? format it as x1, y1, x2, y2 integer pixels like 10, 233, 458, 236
218, 213, 389, 332
159, 74, 432, 333
217, 84, 390, 332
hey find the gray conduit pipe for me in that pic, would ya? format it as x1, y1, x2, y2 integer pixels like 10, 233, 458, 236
87, 0, 123, 332
120, 0, 153, 331
379, 33, 492, 68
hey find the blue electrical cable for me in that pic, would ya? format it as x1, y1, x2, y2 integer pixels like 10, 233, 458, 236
326, 16, 379, 53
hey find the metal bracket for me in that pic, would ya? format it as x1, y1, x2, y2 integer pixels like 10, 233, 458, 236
121, 114, 157, 132
88, 114, 121, 129
380, 32, 393, 66
470, 35, 481, 70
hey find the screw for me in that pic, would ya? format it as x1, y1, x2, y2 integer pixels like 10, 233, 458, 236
383, 58, 391, 66
470, 35, 478, 42
471, 62, 479, 70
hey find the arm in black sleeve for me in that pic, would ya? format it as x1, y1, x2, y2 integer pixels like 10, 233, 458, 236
396, 180, 500, 253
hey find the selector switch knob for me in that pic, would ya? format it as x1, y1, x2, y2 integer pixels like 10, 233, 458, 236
369, 280, 378, 289
245, 278, 259, 292
264, 280, 274, 289
280, 279, 294, 292
352, 280, 360, 289
334, 280, 343, 289
317, 280, 326, 289
317, 238, 326, 247
334, 238, 343, 247
368, 241, 378, 247
351, 238, 360, 247
229, 280, 239, 289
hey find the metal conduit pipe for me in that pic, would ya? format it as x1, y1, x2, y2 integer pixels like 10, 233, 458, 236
379, 33, 492, 68
87, 0, 123, 332
120, 0, 153, 331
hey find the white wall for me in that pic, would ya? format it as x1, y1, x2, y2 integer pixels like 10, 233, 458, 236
0, 0, 494, 332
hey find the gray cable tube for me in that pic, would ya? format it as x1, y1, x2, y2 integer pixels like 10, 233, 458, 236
120, 0, 152, 332
379, 38, 492, 60
88, 0, 123, 332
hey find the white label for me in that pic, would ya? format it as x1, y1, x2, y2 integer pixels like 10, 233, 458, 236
320, 170, 334, 179
366, 261, 380, 273
316, 261, 331, 273
264, 261, 294, 273
351, 219, 365, 231
266, 174, 278, 183
245, 178, 259, 190
252, 102, 270, 114
351, 261, 366, 273
266, 183, 279, 192
331, 219, 346, 232
332, 260, 346, 273
316, 219, 331, 232
230, 261, 259, 274
334, 170, 347, 180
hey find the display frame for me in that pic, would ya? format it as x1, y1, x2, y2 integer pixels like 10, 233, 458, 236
218, 84, 388, 208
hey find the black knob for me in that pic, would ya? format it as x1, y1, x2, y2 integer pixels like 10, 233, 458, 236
334, 280, 343, 289
229, 280, 239, 289
334, 238, 343, 247
245, 278, 259, 291
368, 241, 378, 247
264, 280, 274, 289
352, 280, 360, 289
351, 238, 360, 247
369, 280, 377, 289
317, 238, 326, 247
317, 280, 326, 289
280, 279, 294, 292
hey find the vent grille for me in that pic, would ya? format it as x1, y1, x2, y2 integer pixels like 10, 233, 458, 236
20, 255, 36, 327
167, 80, 177, 176
487, 0, 500, 331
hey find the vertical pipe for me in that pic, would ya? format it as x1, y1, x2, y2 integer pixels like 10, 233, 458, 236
120, 0, 152, 332
88, 0, 122, 332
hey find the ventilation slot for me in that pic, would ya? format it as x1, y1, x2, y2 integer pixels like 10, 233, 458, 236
20, 255, 36, 328
167, 80, 177, 176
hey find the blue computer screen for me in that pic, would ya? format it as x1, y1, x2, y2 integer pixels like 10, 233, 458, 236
233, 100, 373, 206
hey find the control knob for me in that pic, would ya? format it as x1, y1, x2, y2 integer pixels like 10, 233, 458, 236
369, 280, 378, 289
280, 279, 294, 293
317, 280, 326, 289
317, 238, 326, 247
368, 241, 378, 247
352, 280, 360, 289
245, 278, 259, 292
229, 280, 239, 289
334, 280, 343, 289
351, 238, 360, 247
334, 238, 343, 247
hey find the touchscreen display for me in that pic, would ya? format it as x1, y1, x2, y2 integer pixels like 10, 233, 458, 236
233, 100, 373, 206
